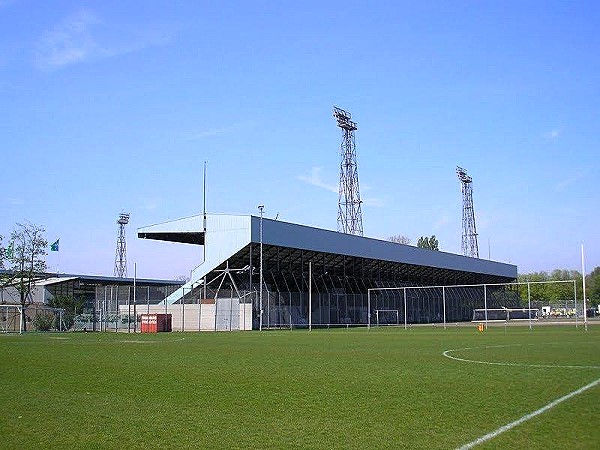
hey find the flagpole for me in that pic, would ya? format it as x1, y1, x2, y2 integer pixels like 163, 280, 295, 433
582, 243, 588, 332
50, 239, 60, 275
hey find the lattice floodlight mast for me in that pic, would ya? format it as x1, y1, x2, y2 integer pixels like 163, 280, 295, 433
456, 166, 479, 258
114, 212, 130, 277
333, 106, 363, 236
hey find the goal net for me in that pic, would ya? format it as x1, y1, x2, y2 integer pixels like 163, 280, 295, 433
374, 309, 399, 326
367, 279, 579, 329
1, 305, 22, 333
1, 304, 67, 333
472, 308, 539, 322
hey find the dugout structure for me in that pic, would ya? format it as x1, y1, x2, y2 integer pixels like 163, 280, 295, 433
138, 214, 517, 330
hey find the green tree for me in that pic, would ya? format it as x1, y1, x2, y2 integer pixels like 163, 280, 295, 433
4, 223, 47, 331
586, 266, 600, 304
417, 235, 439, 251
388, 235, 412, 245
49, 295, 85, 330
517, 270, 582, 306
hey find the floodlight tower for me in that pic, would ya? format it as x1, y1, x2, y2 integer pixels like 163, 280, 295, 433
333, 106, 363, 236
114, 212, 130, 277
456, 167, 479, 258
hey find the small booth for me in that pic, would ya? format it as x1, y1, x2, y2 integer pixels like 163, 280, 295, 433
140, 314, 172, 333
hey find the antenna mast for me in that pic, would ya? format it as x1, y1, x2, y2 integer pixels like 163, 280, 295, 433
333, 106, 363, 236
456, 167, 479, 258
114, 212, 130, 277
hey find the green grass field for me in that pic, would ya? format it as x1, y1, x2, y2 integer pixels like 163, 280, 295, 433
1, 326, 599, 449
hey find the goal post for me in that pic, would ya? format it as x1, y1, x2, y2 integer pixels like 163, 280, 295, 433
0, 305, 67, 333
368, 279, 578, 330
374, 309, 399, 327
472, 308, 540, 322
1, 305, 23, 334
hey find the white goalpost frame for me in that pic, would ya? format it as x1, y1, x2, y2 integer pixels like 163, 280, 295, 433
367, 279, 578, 330
374, 309, 400, 327
1, 304, 23, 334
472, 308, 540, 322
1, 305, 66, 333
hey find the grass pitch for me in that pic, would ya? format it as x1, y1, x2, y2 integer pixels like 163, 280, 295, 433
1, 326, 598, 449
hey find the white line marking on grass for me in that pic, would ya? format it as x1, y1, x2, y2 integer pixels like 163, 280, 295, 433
117, 338, 186, 344
456, 377, 600, 450
443, 345, 600, 370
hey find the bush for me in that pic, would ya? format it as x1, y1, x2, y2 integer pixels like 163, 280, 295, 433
32, 313, 54, 331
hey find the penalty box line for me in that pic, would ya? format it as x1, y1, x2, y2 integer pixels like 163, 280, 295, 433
457, 376, 600, 450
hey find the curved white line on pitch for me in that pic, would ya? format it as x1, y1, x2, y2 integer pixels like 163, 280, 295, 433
456, 377, 600, 450
445, 344, 600, 448
443, 344, 600, 370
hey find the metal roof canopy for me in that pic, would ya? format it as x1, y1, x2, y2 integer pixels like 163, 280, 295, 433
137, 231, 205, 245
216, 243, 514, 292
137, 214, 517, 305
0, 270, 184, 288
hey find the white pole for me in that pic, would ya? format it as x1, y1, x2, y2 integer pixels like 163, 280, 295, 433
403, 287, 407, 330
242, 290, 246, 331
527, 282, 532, 331
367, 290, 371, 330
182, 287, 185, 332
229, 287, 233, 332
442, 286, 447, 330
202, 276, 206, 331
484, 285, 488, 330
258, 205, 264, 331
582, 243, 588, 331
127, 286, 131, 333
308, 263, 314, 330
133, 263, 137, 333
574, 280, 578, 328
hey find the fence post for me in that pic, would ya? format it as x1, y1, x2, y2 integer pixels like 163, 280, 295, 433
403, 287, 408, 330
484, 284, 488, 330
442, 286, 447, 330
527, 282, 532, 331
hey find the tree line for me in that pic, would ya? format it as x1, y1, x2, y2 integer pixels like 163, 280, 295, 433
388, 234, 439, 250
517, 269, 600, 305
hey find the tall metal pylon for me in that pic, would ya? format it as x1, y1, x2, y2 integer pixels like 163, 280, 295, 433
333, 106, 363, 236
456, 167, 479, 258
114, 212, 130, 277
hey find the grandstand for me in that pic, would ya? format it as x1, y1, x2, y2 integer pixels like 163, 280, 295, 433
138, 214, 517, 330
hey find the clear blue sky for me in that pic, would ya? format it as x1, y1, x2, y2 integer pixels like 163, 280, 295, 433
1, 1, 598, 279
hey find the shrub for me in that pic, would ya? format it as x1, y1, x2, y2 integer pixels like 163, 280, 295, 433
32, 313, 54, 331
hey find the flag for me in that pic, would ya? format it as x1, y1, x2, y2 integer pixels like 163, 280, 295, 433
50, 239, 59, 252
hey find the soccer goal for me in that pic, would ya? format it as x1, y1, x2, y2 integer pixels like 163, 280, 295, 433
367, 279, 579, 330
0, 305, 67, 333
472, 308, 539, 322
374, 309, 399, 326
1, 305, 23, 333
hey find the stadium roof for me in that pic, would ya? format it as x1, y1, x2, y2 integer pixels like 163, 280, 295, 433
138, 214, 517, 305
0, 270, 184, 287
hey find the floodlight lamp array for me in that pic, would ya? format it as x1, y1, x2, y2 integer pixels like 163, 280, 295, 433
456, 166, 472, 184
333, 106, 357, 131
117, 213, 130, 225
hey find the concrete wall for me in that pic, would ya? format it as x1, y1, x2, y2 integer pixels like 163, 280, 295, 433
120, 302, 252, 331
